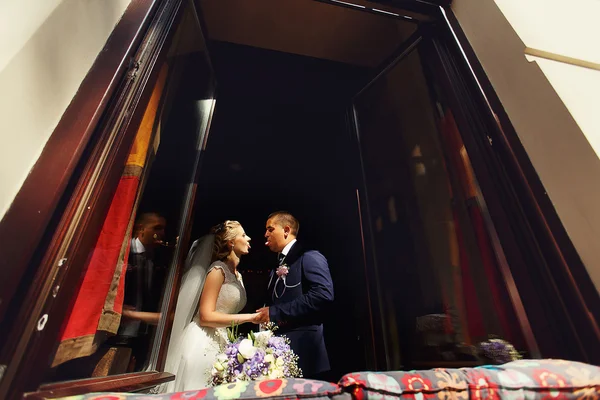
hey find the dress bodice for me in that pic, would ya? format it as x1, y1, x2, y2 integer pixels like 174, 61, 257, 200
210, 261, 247, 314
163, 245, 249, 392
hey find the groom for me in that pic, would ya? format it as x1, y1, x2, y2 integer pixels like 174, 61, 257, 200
256, 211, 334, 379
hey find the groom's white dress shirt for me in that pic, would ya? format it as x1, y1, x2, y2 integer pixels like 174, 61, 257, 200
279, 238, 297, 261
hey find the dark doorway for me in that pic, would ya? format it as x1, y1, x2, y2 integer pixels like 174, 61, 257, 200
190, 41, 373, 379
188, 33, 539, 376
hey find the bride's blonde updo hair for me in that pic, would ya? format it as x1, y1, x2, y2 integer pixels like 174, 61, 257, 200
210, 220, 242, 262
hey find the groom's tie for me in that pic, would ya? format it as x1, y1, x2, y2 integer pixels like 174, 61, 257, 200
268, 253, 285, 291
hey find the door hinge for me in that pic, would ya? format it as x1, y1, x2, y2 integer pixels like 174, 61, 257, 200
127, 59, 141, 80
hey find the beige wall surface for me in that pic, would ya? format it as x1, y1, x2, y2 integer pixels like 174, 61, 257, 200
0, 0, 131, 221
452, 0, 600, 293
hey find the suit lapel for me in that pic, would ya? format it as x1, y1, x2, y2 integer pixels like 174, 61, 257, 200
268, 241, 303, 298
283, 241, 302, 266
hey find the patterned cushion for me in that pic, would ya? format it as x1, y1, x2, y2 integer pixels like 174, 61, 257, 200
338, 359, 600, 400
63, 379, 343, 400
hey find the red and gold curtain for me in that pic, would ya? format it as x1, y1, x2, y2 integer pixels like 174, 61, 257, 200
53, 66, 168, 366
439, 109, 524, 348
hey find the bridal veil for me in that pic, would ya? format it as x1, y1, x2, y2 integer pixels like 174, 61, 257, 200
161, 234, 215, 393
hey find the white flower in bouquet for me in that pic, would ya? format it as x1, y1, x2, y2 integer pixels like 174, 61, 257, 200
253, 330, 273, 348
238, 338, 257, 359
263, 354, 275, 364
213, 354, 228, 372
268, 368, 284, 379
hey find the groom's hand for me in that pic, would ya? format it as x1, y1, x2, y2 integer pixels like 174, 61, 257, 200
255, 307, 270, 324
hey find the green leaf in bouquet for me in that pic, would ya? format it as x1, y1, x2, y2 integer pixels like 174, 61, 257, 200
237, 353, 245, 363
249, 331, 256, 343
227, 321, 240, 343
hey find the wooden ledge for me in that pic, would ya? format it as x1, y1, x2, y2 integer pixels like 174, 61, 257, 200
25, 371, 174, 399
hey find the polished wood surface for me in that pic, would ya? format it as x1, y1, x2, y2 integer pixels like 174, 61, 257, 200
26, 372, 174, 399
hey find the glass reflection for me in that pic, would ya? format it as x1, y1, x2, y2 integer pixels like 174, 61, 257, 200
44, 2, 214, 383
355, 47, 526, 369
113, 212, 169, 371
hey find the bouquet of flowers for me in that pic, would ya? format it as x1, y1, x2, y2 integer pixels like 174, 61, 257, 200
209, 322, 302, 386
478, 337, 522, 364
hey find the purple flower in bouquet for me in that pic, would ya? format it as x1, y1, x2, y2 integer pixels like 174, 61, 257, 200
478, 337, 522, 364
242, 349, 268, 379
224, 340, 240, 357
209, 323, 302, 386
268, 336, 288, 357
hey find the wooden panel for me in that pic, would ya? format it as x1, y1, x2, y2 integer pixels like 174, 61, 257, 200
200, 0, 416, 67
26, 372, 174, 399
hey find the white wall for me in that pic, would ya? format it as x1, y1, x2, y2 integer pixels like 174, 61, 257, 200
494, 0, 600, 160
0, 0, 131, 220
452, 0, 600, 292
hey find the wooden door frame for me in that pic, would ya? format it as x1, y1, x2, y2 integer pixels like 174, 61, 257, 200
433, 9, 600, 362
347, 0, 600, 367
0, 0, 187, 398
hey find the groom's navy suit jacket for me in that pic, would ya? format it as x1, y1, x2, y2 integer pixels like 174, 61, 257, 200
267, 241, 334, 377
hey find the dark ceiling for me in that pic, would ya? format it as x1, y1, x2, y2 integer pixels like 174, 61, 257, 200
199, 0, 417, 67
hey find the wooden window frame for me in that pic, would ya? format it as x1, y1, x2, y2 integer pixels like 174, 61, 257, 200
0, 0, 189, 398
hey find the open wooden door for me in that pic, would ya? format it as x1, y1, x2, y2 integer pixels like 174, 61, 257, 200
350, 24, 536, 370
0, 0, 218, 398
343, 0, 600, 369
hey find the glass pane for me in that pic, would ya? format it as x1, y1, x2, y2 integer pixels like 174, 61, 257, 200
354, 47, 526, 369
43, 2, 215, 383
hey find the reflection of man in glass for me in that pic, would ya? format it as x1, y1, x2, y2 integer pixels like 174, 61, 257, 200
117, 212, 167, 370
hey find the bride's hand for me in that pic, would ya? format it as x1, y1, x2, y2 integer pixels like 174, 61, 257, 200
255, 307, 270, 324
250, 313, 263, 324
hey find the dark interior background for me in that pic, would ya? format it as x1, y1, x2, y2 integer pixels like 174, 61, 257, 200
189, 41, 374, 379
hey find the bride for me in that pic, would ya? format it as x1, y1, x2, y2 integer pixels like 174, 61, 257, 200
162, 220, 260, 392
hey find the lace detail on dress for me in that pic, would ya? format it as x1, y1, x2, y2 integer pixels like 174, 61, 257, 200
208, 261, 247, 315
204, 261, 247, 346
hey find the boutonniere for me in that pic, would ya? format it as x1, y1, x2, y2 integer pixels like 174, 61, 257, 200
276, 264, 289, 278
272, 263, 300, 299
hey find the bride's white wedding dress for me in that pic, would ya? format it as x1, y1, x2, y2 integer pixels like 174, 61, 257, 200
173, 261, 246, 390
163, 239, 247, 393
